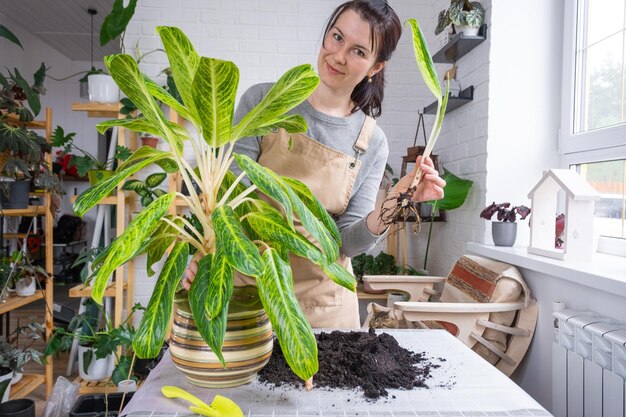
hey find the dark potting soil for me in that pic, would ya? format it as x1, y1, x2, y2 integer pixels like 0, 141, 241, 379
258, 328, 440, 400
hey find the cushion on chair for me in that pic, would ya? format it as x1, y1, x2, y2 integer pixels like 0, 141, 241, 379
437, 255, 524, 364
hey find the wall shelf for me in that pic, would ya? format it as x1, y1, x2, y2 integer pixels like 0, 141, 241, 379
423, 86, 474, 115
432, 25, 488, 63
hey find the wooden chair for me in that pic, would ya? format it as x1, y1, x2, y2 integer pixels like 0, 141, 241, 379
362, 255, 538, 377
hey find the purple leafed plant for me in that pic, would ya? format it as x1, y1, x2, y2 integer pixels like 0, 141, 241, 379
480, 202, 531, 223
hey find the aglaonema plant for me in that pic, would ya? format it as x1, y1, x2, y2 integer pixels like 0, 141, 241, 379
72, 26, 353, 383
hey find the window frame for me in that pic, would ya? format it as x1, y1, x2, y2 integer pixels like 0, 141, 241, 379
561, 0, 626, 249
560, 0, 626, 167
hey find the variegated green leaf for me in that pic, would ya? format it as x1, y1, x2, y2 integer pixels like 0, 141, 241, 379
189, 254, 228, 365
91, 193, 174, 303
104, 54, 170, 138
145, 217, 182, 276
238, 114, 307, 138
133, 242, 188, 358
122, 179, 146, 192
211, 205, 264, 277
157, 26, 201, 124
116, 142, 171, 171
206, 249, 234, 320
280, 179, 338, 263
74, 154, 169, 217
282, 177, 341, 244
320, 261, 357, 292
405, 19, 441, 99
142, 74, 192, 122
96, 118, 162, 139
192, 57, 239, 147
258, 248, 317, 380
146, 172, 167, 188
245, 208, 323, 264
156, 157, 179, 174
231, 64, 318, 140
234, 154, 294, 228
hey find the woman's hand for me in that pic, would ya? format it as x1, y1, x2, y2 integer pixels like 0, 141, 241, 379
399, 155, 446, 202
182, 253, 200, 290
367, 155, 445, 235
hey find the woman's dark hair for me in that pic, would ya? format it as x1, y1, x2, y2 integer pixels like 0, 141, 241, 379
322, 0, 402, 118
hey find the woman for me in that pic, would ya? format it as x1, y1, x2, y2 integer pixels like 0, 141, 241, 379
185, 0, 445, 329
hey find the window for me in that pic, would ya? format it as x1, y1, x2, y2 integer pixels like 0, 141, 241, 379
562, 0, 626, 243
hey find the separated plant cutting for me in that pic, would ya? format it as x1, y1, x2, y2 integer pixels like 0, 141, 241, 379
52, 126, 132, 178
380, 20, 449, 229
435, 0, 485, 36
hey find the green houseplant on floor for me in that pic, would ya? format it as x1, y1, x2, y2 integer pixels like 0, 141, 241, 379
73, 18, 443, 385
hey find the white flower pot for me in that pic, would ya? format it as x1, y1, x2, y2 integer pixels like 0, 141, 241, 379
88, 74, 120, 103
77, 345, 115, 381
15, 277, 36, 297
0, 367, 12, 402
10, 370, 23, 386
459, 25, 480, 36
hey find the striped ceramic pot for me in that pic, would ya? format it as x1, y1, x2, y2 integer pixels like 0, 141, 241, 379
169, 286, 273, 388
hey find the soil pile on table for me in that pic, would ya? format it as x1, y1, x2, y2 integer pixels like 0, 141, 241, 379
259, 328, 439, 399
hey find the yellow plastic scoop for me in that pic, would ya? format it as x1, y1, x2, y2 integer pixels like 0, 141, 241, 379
161, 386, 243, 417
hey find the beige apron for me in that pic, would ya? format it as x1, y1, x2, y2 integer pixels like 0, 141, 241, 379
236, 116, 376, 329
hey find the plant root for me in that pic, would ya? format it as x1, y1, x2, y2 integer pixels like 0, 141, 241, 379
305, 377, 313, 391
379, 186, 422, 234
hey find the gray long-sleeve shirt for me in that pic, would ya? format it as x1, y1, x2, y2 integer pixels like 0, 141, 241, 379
231, 83, 389, 257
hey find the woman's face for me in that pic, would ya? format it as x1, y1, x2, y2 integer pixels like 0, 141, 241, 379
318, 9, 384, 95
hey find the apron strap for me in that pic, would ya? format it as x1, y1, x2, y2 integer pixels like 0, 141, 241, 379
353, 116, 376, 155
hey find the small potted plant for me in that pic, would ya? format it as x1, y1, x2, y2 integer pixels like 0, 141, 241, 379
480, 202, 531, 247
7, 251, 48, 297
0, 321, 44, 402
435, 0, 485, 37
45, 302, 144, 384
52, 125, 131, 185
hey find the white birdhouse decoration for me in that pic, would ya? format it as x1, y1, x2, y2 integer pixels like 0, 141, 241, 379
527, 169, 600, 261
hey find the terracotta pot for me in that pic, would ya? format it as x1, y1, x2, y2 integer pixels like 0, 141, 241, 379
140, 136, 159, 148
169, 286, 273, 388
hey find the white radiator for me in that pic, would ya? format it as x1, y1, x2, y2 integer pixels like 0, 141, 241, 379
553, 308, 626, 417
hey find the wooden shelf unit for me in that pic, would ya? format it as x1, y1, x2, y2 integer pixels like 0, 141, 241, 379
71, 102, 135, 333
0, 108, 54, 398
8, 374, 45, 400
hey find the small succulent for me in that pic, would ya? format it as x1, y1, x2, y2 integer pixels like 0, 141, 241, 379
480, 202, 531, 223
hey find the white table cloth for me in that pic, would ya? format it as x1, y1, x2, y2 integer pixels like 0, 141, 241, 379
122, 329, 551, 416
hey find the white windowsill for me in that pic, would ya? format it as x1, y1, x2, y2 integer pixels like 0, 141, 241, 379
466, 242, 626, 298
